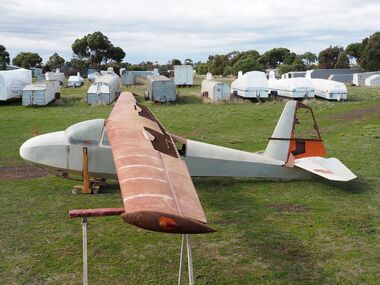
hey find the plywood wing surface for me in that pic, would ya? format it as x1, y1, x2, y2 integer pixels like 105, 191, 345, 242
294, 157, 356, 181
105, 92, 214, 234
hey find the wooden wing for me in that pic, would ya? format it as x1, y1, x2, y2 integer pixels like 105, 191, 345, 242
105, 92, 214, 234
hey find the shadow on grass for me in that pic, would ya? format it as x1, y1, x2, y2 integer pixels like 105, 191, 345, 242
314, 176, 372, 194
198, 181, 328, 283
0, 97, 21, 106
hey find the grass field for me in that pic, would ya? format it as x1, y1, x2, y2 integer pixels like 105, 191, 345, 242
0, 77, 379, 284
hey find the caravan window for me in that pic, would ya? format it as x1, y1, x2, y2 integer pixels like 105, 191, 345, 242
65, 119, 105, 145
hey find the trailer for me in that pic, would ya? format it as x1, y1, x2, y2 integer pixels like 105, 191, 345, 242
145, 75, 176, 102
22, 80, 60, 106
201, 79, 230, 101
365, 75, 380, 87
68, 72, 84, 87
231, 71, 269, 99
174, 65, 193, 86
45, 69, 65, 85
87, 68, 120, 105
269, 78, 315, 99
353, 72, 380, 86
0, 68, 32, 101
311, 78, 347, 101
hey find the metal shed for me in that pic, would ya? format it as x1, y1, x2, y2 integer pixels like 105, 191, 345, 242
305, 68, 361, 79
231, 71, 269, 99
174, 65, 193, 86
328, 74, 353, 83
365, 75, 380, 87
0, 68, 32, 101
311, 79, 347, 101
201, 80, 230, 101
353, 72, 380, 86
22, 80, 60, 106
87, 69, 120, 105
145, 75, 176, 102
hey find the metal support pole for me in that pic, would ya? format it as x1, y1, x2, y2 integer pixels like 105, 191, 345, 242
82, 217, 88, 285
186, 235, 194, 285
178, 234, 194, 285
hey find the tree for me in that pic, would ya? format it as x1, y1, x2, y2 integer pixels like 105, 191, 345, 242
47, 53, 65, 70
69, 58, 88, 76
300, 52, 317, 69
12, 52, 42, 69
194, 62, 208, 75
0, 44, 10, 70
360, 32, 380, 71
318, 46, 343, 69
259, 48, 291, 68
184, 58, 193, 66
334, 51, 350, 68
345, 42, 363, 64
71, 31, 125, 69
232, 57, 264, 74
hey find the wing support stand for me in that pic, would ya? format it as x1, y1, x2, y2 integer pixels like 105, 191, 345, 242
69, 208, 125, 285
178, 234, 194, 285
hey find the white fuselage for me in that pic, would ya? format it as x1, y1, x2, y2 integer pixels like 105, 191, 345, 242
19, 120, 309, 180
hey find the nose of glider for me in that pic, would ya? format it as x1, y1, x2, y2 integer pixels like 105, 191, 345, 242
20, 131, 68, 168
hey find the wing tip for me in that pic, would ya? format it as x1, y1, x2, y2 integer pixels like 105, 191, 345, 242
122, 211, 216, 234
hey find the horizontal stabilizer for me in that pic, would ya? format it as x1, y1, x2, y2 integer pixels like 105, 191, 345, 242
294, 157, 356, 181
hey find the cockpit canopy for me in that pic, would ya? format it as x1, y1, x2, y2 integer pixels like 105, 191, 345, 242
64, 119, 105, 145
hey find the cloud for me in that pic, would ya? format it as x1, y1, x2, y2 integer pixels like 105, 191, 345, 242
0, 0, 379, 63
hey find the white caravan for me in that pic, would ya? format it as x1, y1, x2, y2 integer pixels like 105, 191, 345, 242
311, 79, 347, 101
0, 68, 32, 101
87, 68, 120, 105
68, 72, 84, 87
231, 71, 269, 99
174, 65, 193, 86
365, 74, 380, 87
268, 77, 315, 99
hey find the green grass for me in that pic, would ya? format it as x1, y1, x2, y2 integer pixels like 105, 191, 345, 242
0, 78, 379, 284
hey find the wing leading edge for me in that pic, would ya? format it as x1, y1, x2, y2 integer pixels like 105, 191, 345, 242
105, 92, 214, 234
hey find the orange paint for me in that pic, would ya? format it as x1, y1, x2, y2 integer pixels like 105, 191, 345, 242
159, 216, 177, 229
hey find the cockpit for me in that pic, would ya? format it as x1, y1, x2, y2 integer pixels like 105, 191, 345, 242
64, 119, 110, 146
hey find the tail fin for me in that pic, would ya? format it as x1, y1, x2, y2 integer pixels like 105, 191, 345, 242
265, 101, 326, 163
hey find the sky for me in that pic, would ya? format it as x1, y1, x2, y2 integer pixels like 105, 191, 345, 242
0, 0, 379, 64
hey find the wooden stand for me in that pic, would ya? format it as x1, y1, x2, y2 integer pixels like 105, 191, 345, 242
72, 147, 104, 194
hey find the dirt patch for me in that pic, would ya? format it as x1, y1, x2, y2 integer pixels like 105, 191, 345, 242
0, 165, 49, 180
271, 204, 311, 213
329, 104, 380, 121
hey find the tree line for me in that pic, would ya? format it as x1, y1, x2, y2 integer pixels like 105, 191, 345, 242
1, 31, 380, 76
